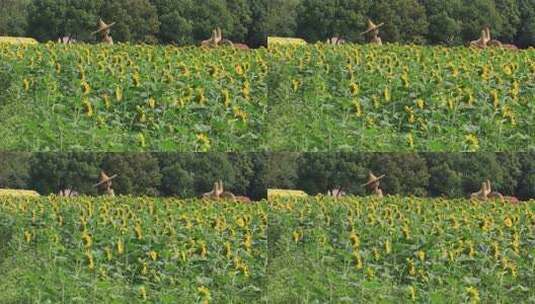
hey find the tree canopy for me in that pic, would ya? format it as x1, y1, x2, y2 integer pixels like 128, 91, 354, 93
0, 0, 532, 47
1, 153, 532, 200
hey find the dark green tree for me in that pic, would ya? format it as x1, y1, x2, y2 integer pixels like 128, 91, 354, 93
158, 153, 245, 197
297, 0, 372, 43
247, 153, 299, 200
425, 153, 521, 198
516, 153, 535, 200
151, 0, 194, 44
228, 153, 255, 195
454, 0, 504, 43
297, 153, 371, 195
253, 0, 301, 46
225, 0, 252, 42
0, 153, 31, 189
101, 153, 161, 196
27, 0, 102, 41
100, 0, 160, 43
426, 12, 462, 45
64, 0, 104, 41
29, 153, 102, 195
516, 0, 535, 47
370, 154, 430, 196
494, 0, 521, 42
369, 0, 429, 44
26, 0, 68, 41
0, 0, 30, 36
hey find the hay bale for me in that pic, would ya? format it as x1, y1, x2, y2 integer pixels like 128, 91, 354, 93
0, 37, 38, 45
268, 37, 307, 48
268, 189, 308, 200
0, 189, 40, 197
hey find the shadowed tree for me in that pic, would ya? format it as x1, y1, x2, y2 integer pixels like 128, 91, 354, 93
0, 153, 31, 189
101, 153, 162, 196
297, 153, 372, 196
0, 0, 30, 36
370, 154, 430, 196
100, 0, 160, 43
27, 0, 103, 41
369, 0, 429, 44
296, 0, 373, 43
516, 0, 535, 47
29, 153, 102, 195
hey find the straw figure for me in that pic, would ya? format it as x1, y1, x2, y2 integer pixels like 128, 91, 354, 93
94, 171, 117, 196
470, 180, 492, 200
201, 28, 249, 50
202, 180, 251, 203
361, 20, 384, 45
469, 28, 491, 49
485, 27, 519, 50
471, 180, 520, 204
202, 181, 224, 199
362, 172, 385, 198
470, 28, 519, 50
91, 19, 116, 45
326, 36, 346, 45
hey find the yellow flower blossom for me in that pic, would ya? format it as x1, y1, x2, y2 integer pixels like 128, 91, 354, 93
466, 286, 480, 304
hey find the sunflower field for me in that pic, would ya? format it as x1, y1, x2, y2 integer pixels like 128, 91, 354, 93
0, 43, 534, 151
0, 43, 268, 151
267, 44, 535, 151
1, 195, 534, 303
0, 196, 268, 303
268, 196, 535, 303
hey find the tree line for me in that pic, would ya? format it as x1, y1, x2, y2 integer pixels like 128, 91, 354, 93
0, 0, 534, 47
0, 153, 533, 200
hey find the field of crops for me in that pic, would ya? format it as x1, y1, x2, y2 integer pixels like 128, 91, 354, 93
267, 44, 535, 151
1, 195, 534, 303
0, 196, 268, 303
1, 43, 534, 151
0, 43, 268, 151
268, 196, 535, 303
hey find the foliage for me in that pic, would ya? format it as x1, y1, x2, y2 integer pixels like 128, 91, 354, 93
1, 195, 533, 302
267, 44, 535, 151
369, 0, 429, 44
0, 153, 31, 189
27, 0, 103, 41
100, 0, 160, 44
0, 196, 268, 302
29, 153, 102, 195
268, 196, 535, 302
158, 153, 248, 198
0, 43, 268, 151
101, 153, 162, 196
3, 0, 533, 47
0, 0, 30, 37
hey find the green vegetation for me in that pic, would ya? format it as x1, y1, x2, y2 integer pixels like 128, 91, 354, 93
1, 44, 534, 151
267, 44, 535, 151
1, 195, 533, 302
0, 44, 268, 151
0, 196, 268, 303
1, 0, 534, 47
268, 196, 535, 303
1, 153, 533, 199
